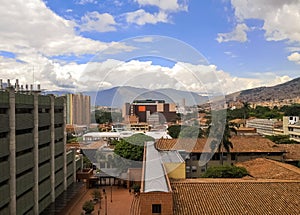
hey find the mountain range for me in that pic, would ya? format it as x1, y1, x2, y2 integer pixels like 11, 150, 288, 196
226, 77, 300, 103
45, 86, 208, 107
44, 76, 300, 107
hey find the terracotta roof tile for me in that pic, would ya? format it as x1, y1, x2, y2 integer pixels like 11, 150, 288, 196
156, 136, 284, 153
279, 144, 300, 161
236, 158, 300, 180
171, 179, 300, 215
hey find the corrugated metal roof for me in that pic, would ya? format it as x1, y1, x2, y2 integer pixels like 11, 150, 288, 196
144, 141, 170, 193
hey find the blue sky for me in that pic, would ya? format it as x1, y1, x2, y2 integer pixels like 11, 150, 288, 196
0, 0, 299, 94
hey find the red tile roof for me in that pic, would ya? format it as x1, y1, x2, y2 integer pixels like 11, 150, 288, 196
171, 179, 300, 215
279, 144, 300, 161
236, 158, 300, 180
156, 136, 285, 153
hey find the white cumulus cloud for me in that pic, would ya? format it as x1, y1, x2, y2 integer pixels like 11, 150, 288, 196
217, 23, 249, 43
75, 0, 98, 5
287, 52, 300, 64
0, 0, 132, 57
79, 12, 117, 32
135, 0, 188, 11
75, 59, 292, 95
125, 9, 169, 25
230, 0, 300, 43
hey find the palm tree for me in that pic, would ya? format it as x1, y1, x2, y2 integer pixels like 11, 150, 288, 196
242, 101, 251, 126
219, 121, 237, 165
208, 119, 237, 165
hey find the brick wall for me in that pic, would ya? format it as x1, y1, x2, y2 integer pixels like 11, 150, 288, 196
139, 192, 173, 215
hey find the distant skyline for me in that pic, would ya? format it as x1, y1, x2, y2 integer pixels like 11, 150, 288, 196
0, 0, 300, 94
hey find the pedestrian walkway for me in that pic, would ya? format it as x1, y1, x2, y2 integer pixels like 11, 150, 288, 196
66, 186, 134, 215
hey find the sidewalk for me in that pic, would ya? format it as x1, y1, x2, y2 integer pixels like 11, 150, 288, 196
66, 186, 134, 215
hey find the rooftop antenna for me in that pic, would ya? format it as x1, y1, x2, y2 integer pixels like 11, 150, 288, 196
33, 65, 35, 87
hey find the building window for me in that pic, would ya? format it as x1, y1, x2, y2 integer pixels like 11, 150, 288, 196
152, 204, 161, 214
212, 154, 220, 160
186, 166, 190, 173
100, 162, 105, 168
191, 154, 197, 161
191, 166, 197, 173
201, 166, 206, 172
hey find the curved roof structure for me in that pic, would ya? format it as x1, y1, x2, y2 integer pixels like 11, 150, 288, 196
143, 141, 171, 193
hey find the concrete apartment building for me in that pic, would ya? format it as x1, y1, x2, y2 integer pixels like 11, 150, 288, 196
246, 118, 280, 135
66, 93, 91, 125
0, 83, 82, 215
246, 116, 300, 143
283, 116, 300, 142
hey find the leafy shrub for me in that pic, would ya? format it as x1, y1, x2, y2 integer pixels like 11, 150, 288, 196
202, 165, 248, 178
131, 184, 141, 193
82, 200, 94, 214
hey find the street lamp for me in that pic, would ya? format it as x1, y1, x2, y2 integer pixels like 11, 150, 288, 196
103, 189, 107, 215
105, 194, 107, 215
110, 183, 112, 203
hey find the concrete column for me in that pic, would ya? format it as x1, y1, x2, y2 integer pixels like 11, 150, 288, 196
63, 97, 67, 190
50, 95, 55, 202
283, 116, 289, 135
33, 93, 39, 214
72, 149, 76, 183
9, 88, 16, 215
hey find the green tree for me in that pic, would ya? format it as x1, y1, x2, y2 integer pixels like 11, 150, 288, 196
168, 125, 203, 138
92, 110, 123, 124
178, 126, 203, 138
265, 135, 298, 144
208, 119, 237, 165
242, 101, 251, 124
91, 189, 101, 200
82, 201, 94, 214
219, 121, 237, 165
167, 125, 181, 138
83, 155, 92, 168
202, 165, 248, 178
114, 133, 155, 161
131, 184, 141, 193
281, 104, 300, 117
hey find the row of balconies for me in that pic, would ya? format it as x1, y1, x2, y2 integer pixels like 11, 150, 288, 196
16, 188, 34, 214
0, 183, 9, 210
0, 112, 63, 134
0, 160, 9, 183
